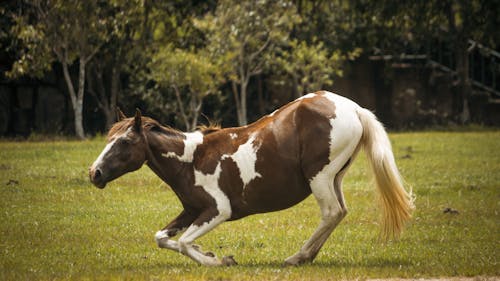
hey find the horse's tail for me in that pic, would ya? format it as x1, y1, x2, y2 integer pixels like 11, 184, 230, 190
357, 108, 414, 240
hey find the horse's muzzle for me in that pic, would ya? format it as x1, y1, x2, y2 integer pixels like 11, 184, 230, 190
89, 167, 106, 189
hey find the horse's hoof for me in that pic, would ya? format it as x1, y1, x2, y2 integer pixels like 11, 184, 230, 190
283, 255, 306, 267
283, 260, 298, 267
222, 255, 238, 266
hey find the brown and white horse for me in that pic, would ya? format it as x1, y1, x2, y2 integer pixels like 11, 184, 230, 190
89, 91, 414, 266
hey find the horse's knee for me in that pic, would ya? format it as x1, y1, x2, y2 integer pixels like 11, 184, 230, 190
177, 237, 193, 254
321, 206, 347, 225
155, 230, 168, 247
340, 207, 348, 219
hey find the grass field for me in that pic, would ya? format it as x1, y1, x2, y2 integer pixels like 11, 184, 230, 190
0, 131, 499, 280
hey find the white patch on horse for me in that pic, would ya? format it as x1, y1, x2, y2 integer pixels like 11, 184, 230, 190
322, 91, 360, 113
154, 228, 186, 245
162, 131, 204, 162
268, 109, 279, 117
167, 164, 232, 265
155, 229, 169, 242
222, 133, 262, 188
309, 93, 363, 182
91, 128, 131, 170
194, 164, 232, 218
297, 92, 317, 101
229, 133, 238, 140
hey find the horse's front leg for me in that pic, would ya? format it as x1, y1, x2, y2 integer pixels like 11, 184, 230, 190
154, 210, 197, 251
177, 207, 236, 266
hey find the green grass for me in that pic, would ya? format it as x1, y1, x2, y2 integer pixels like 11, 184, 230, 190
0, 131, 499, 280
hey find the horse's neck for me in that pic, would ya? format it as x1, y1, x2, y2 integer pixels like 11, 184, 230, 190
144, 130, 193, 188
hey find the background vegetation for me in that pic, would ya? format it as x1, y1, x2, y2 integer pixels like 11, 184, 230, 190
2, 0, 498, 137
1, 131, 499, 280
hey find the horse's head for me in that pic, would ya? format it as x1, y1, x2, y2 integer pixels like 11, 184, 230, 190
89, 109, 147, 189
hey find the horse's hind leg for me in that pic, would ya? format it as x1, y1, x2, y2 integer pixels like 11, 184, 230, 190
284, 159, 352, 266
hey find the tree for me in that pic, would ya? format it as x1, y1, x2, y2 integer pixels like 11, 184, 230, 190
198, 0, 300, 125
147, 47, 223, 131
294, 0, 499, 123
7, 0, 109, 139
276, 39, 361, 98
86, 0, 146, 130
412, 0, 500, 123
363, 0, 500, 123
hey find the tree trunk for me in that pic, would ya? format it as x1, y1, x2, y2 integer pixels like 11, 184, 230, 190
447, 1, 471, 124
107, 65, 119, 129
456, 44, 471, 124
75, 58, 86, 139
257, 75, 265, 115
61, 58, 86, 139
190, 95, 203, 132
239, 81, 248, 126
232, 81, 243, 126
291, 73, 301, 99
173, 85, 190, 131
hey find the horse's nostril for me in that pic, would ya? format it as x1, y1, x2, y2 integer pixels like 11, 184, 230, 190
94, 168, 102, 179
90, 167, 102, 182
89, 167, 106, 189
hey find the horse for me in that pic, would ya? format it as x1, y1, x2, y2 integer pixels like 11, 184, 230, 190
89, 91, 414, 266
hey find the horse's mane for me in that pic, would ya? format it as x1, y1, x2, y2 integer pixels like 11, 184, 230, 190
107, 119, 132, 140
107, 117, 182, 139
197, 124, 221, 135
107, 116, 221, 139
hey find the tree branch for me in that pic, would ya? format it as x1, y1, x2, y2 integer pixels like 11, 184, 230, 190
172, 85, 190, 131
248, 34, 271, 62
86, 70, 105, 110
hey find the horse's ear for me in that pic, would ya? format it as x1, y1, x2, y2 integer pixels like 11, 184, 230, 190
116, 107, 126, 121
133, 108, 142, 132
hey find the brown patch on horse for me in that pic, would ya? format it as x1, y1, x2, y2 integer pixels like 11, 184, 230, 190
218, 157, 246, 219
245, 130, 311, 213
304, 93, 337, 119
314, 90, 328, 96
228, 100, 313, 214
143, 119, 186, 162
296, 96, 337, 179
193, 128, 250, 175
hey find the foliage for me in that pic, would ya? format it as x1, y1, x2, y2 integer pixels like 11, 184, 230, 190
0, 132, 499, 280
2, 0, 499, 135
85, 0, 146, 130
5, 0, 114, 139
197, 0, 300, 125
276, 39, 361, 96
147, 46, 223, 131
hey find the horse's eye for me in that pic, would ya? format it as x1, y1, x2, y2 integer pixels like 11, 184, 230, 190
118, 138, 131, 145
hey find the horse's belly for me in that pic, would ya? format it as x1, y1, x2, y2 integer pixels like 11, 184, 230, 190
229, 174, 312, 219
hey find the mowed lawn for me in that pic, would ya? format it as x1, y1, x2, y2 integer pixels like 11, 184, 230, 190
0, 131, 499, 280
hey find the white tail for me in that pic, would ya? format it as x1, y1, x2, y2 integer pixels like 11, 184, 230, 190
357, 108, 414, 240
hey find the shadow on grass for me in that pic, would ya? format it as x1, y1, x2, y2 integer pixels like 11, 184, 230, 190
307, 256, 413, 269
113, 255, 412, 272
